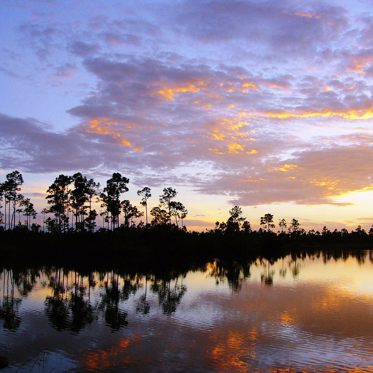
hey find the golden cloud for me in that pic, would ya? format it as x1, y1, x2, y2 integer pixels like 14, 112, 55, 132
258, 107, 373, 120
208, 114, 257, 156
276, 163, 298, 172
156, 81, 206, 101
86, 117, 141, 151
348, 55, 373, 75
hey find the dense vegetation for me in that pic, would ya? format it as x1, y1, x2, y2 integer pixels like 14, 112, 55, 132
1, 170, 372, 265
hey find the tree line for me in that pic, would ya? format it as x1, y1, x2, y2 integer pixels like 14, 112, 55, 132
0, 170, 187, 233
1, 170, 373, 237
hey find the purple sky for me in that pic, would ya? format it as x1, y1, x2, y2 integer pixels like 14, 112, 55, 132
1, 0, 373, 230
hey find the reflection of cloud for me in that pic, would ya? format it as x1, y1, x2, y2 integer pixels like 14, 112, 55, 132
209, 329, 256, 373
82, 335, 142, 371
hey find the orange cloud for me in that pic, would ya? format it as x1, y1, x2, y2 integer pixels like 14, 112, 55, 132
258, 107, 373, 120
156, 81, 205, 101
348, 55, 373, 75
294, 11, 321, 19
208, 114, 256, 156
323, 85, 332, 93
209, 145, 257, 156
276, 163, 298, 172
241, 81, 258, 92
268, 82, 290, 90
310, 178, 340, 192
86, 117, 141, 151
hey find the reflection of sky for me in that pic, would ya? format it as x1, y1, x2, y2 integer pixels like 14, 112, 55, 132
0, 254, 373, 372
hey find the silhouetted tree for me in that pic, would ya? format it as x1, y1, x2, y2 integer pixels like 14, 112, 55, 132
226, 205, 245, 232
150, 207, 170, 226
242, 220, 251, 233
70, 173, 99, 231
279, 218, 287, 233
121, 200, 143, 227
159, 187, 177, 223
100, 173, 129, 230
46, 175, 72, 233
353, 225, 366, 237
322, 226, 330, 236
289, 218, 300, 234
1, 171, 24, 230
170, 201, 188, 227
21, 198, 37, 229
260, 213, 275, 232
137, 187, 151, 225
178, 203, 188, 228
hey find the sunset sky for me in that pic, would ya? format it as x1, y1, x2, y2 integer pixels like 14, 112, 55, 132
1, 0, 373, 231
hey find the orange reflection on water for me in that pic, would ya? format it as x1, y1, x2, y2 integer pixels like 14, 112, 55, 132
267, 368, 373, 373
318, 368, 373, 373
279, 310, 295, 327
312, 288, 342, 312
209, 328, 258, 373
82, 335, 142, 371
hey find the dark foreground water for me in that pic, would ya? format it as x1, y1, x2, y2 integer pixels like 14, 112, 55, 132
1, 251, 373, 372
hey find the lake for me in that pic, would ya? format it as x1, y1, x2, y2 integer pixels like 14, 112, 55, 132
0, 250, 373, 372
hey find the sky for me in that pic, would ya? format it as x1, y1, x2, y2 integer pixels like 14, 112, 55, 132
1, 0, 373, 231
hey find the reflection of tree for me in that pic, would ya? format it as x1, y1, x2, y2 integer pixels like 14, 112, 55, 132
151, 277, 186, 315
45, 268, 70, 331
69, 281, 93, 334
14, 269, 38, 296
98, 273, 128, 331
289, 259, 300, 278
279, 258, 287, 278
136, 276, 150, 315
0, 270, 22, 331
121, 276, 141, 301
45, 295, 69, 331
260, 260, 275, 286
370, 251, 373, 263
45, 269, 93, 333
208, 260, 251, 291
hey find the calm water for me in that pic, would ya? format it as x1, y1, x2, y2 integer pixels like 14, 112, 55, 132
1, 251, 373, 372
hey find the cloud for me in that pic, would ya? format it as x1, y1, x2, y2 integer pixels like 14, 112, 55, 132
69, 41, 100, 57
50, 63, 76, 82
18, 23, 61, 60
170, 0, 348, 57
0, 113, 145, 173
3, 0, 373, 217
199, 143, 373, 206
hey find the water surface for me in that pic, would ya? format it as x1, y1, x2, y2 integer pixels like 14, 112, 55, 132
1, 251, 373, 372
